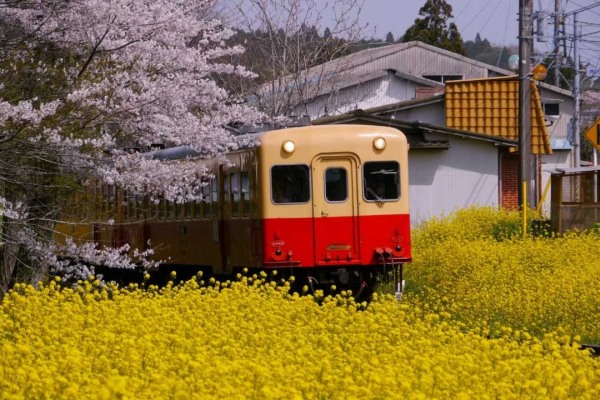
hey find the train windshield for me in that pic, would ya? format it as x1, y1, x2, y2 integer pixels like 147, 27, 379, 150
271, 165, 310, 204
363, 161, 400, 202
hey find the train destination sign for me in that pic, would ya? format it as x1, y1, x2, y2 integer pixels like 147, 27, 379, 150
584, 118, 600, 151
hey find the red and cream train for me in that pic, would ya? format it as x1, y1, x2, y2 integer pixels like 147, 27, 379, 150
59, 124, 412, 297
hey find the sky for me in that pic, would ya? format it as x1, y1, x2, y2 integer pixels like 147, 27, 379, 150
360, 0, 600, 72
217, 0, 600, 74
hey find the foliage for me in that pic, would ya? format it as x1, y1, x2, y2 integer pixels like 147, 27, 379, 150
222, 25, 350, 89
464, 34, 514, 70
215, 0, 366, 119
0, 273, 599, 399
541, 54, 575, 89
401, 0, 466, 55
0, 0, 262, 290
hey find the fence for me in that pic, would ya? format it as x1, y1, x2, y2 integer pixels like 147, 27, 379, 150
550, 166, 600, 233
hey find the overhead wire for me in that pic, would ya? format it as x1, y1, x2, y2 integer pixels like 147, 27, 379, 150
495, 0, 514, 67
455, 0, 496, 40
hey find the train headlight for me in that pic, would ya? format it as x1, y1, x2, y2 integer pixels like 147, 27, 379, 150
373, 137, 386, 150
282, 140, 296, 153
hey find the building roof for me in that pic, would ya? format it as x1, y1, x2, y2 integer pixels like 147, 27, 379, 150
303, 41, 514, 78
298, 69, 445, 100
313, 75, 553, 155
362, 94, 445, 115
324, 41, 572, 97
260, 41, 512, 100
313, 110, 518, 149
445, 76, 552, 155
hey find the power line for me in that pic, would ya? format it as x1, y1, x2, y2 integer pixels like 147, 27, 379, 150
458, 0, 496, 38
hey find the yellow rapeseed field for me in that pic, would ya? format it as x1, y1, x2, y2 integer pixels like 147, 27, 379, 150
0, 207, 599, 399
407, 207, 600, 343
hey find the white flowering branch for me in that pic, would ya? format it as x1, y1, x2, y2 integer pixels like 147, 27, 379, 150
0, 0, 265, 288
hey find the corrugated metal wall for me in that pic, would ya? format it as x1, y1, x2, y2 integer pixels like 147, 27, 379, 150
296, 76, 421, 118
409, 134, 500, 226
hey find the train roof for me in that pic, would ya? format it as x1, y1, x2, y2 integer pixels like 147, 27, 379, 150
142, 146, 201, 160
143, 124, 407, 161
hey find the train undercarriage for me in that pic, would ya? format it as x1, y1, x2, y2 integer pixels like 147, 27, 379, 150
90, 262, 405, 302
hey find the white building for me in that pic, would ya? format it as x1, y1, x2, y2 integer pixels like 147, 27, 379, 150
269, 41, 576, 224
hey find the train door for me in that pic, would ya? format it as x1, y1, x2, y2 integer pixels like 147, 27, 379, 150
311, 155, 360, 265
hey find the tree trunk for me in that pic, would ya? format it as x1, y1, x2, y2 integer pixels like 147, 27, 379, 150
0, 220, 19, 298
0, 220, 49, 299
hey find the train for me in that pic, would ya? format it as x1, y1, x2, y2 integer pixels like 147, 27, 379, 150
56, 124, 412, 298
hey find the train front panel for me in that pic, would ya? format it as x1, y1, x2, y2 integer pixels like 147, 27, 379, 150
257, 125, 411, 271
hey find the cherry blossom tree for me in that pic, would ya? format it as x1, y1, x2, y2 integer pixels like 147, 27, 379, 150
0, 0, 262, 293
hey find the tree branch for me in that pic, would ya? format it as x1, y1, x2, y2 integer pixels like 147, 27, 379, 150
77, 15, 117, 80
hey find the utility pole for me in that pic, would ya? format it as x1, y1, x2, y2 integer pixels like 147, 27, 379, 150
573, 11, 581, 169
518, 0, 536, 209
554, 0, 561, 87
559, 0, 600, 171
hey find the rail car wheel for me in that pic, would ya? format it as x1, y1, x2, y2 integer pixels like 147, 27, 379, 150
289, 268, 380, 303
347, 270, 379, 303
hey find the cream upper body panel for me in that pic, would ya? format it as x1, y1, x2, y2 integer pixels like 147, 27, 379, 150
257, 125, 410, 219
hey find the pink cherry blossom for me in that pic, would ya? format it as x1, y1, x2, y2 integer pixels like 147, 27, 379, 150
0, 0, 263, 282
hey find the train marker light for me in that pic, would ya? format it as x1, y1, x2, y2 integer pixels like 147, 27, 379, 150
373, 137, 386, 150
282, 140, 296, 153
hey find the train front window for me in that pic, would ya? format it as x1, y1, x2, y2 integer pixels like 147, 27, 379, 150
363, 161, 400, 202
271, 165, 310, 204
325, 167, 347, 202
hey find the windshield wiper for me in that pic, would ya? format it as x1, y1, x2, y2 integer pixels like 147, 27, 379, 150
370, 169, 398, 175
366, 186, 384, 205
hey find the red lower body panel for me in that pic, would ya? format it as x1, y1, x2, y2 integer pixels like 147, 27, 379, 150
261, 213, 411, 268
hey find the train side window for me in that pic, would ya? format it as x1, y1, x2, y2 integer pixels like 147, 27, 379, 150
192, 198, 200, 220
158, 198, 167, 220
231, 172, 240, 218
175, 201, 181, 220
119, 190, 129, 222
241, 171, 250, 217
271, 165, 310, 204
101, 185, 108, 215
176, 202, 183, 220
167, 200, 175, 220
252, 166, 259, 216
102, 185, 112, 216
325, 168, 347, 202
211, 177, 218, 217
128, 193, 137, 222
363, 161, 400, 202
142, 197, 151, 220
201, 180, 211, 219
150, 197, 159, 220
179, 201, 186, 220
182, 200, 190, 220
92, 184, 100, 220
223, 173, 231, 218
148, 198, 156, 219
118, 190, 125, 221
